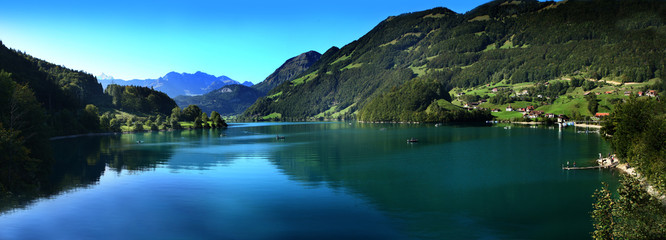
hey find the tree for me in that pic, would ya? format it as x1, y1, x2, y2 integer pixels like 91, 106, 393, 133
602, 97, 659, 159
591, 183, 614, 240
99, 113, 111, 131
0, 71, 51, 193
586, 94, 599, 115
170, 118, 182, 130
193, 117, 202, 129
592, 177, 666, 239
109, 118, 121, 132
134, 122, 144, 132
80, 104, 100, 132
210, 111, 227, 128
170, 106, 182, 121
201, 112, 209, 124
182, 105, 202, 122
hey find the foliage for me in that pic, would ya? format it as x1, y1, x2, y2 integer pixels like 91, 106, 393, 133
105, 84, 176, 116
181, 105, 202, 122
0, 71, 52, 193
591, 177, 666, 239
591, 183, 614, 240
358, 77, 491, 122
586, 94, 599, 115
210, 111, 227, 128
602, 97, 666, 190
193, 117, 203, 129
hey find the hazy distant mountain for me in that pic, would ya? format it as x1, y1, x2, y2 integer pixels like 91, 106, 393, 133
98, 71, 251, 97
252, 51, 321, 93
175, 51, 321, 115
174, 84, 264, 116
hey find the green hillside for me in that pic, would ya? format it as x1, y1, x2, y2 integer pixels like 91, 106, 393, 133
252, 51, 321, 93
243, 0, 666, 122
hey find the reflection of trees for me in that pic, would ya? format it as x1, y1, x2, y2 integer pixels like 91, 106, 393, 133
1, 131, 183, 212
1, 128, 235, 212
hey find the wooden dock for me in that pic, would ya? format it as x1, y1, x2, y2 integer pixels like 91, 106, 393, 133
562, 157, 619, 170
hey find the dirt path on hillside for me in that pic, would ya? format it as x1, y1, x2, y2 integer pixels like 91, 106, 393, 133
559, 77, 641, 86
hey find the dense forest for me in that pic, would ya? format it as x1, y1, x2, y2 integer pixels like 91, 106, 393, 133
0, 41, 219, 195
358, 77, 492, 122
592, 97, 666, 239
602, 97, 666, 192
105, 84, 176, 116
243, 0, 666, 121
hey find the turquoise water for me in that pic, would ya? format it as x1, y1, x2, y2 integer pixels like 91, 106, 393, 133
0, 123, 619, 239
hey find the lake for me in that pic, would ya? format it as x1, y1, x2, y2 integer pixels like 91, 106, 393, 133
0, 122, 620, 239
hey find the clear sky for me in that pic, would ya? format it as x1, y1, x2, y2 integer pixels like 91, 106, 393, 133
1, 0, 500, 83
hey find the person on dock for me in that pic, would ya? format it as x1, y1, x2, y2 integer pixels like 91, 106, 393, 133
573, 161, 576, 167
567, 161, 570, 167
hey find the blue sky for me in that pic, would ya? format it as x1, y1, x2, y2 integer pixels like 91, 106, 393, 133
1, 0, 500, 83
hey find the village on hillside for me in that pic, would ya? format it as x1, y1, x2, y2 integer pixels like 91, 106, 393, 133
451, 78, 660, 122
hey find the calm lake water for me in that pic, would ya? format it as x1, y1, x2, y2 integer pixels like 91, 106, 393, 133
0, 122, 620, 239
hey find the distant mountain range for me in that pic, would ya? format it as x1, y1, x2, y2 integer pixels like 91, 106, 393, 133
174, 51, 321, 115
98, 71, 253, 98
174, 84, 264, 116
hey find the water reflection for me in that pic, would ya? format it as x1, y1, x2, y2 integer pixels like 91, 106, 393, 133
1, 129, 233, 213
265, 123, 617, 239
0, 123, 618, 239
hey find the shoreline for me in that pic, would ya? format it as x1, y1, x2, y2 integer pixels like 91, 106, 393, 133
573, 123, 602, 129
615, 162, 666, 205
49, 132, 121, 140
510, 121, 544, 125
48, 128, 211, 141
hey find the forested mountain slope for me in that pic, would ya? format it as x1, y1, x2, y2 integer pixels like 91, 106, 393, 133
252, 51, 321, 93
0, 42, 106, 111
0, 41, 180, 193
242, 0, 666, 122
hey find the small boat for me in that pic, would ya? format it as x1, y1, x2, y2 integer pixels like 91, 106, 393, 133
407, 138, 419, 143
136, 140, 144, 144
276, 135, 285, 140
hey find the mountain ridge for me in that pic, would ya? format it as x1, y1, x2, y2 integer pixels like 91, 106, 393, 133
175, 51, 321, 115
252, 51, 322, 93
97, 71, 252, 97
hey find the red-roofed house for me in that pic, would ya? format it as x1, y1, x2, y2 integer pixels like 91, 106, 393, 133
647, 90, 657, 97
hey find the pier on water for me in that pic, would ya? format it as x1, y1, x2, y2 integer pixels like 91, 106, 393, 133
562, 156, 618, 170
